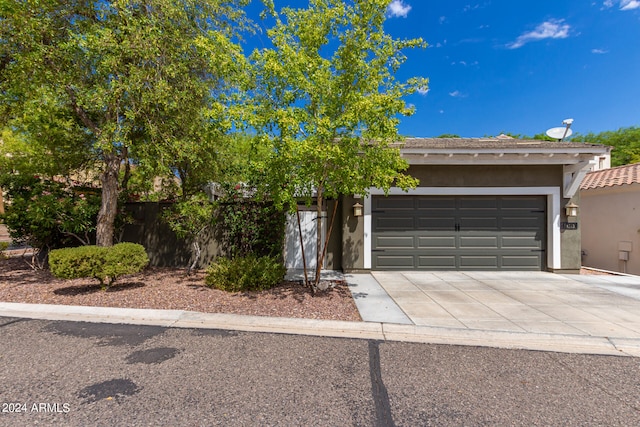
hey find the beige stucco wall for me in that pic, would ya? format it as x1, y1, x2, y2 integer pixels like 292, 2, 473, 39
560, 193, 581, 273
340, 194, 365, 270
408, 164, 563, 187
581, 183, 640, 274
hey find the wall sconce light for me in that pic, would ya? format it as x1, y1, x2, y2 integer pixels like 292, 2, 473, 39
353, 202, 363, 217
565, 202, 579, 218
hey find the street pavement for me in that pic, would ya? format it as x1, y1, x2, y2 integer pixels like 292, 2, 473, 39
2, 316, 640, 426
3, 271, 640, 357
3, 270, 640, 425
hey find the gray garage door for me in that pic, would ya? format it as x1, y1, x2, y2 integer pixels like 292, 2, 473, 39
372, 196, 546, 270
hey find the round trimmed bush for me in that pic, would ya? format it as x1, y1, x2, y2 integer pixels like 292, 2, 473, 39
49, 243, 149, 289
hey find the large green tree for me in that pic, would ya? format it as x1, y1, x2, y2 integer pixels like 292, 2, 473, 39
250, 0, 427, 290
572, 126, 640, 167
0, 0, 250, 246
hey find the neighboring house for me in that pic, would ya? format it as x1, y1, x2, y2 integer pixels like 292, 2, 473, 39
580, 163, 640, 274
306, 137, 610, 273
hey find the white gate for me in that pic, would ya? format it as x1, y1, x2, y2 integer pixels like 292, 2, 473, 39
284, 211, 325, 270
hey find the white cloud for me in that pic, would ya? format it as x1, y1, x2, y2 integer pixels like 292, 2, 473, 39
451, 60, 479, 67
507, 19, 571, 49
620, 0, 640, 10
591, 48, 609, 54
439, 16, 446, 24
602, 0, 640, 9
387, 0, 412, 18
449, 90, 467, 98
417, 87, 429, 95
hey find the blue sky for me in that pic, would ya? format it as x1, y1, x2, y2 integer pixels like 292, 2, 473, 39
247, 1, 640, 139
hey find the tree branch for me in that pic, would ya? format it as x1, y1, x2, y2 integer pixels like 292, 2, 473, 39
65, 85, 101, 135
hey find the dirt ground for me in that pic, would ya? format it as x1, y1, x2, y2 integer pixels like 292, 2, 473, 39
0, 255, 361, 322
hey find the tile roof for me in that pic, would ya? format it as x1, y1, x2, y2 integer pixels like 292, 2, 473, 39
398, 137, 607, 150
581, 163, 640, 190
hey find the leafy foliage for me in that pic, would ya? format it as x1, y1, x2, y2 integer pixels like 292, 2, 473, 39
249, 0, 425, 290
572, 126, 640, 167
0, 242, 9, 260
250, 0, 424, 207
49, 243, 149, 290
162, 192, 216, 273
0, 174, 101, 253
1, 0, 252, 246
215, 183, 285, 259
204, 255, 286, 292
530, 133, 556, 142
0, 128, 94, 180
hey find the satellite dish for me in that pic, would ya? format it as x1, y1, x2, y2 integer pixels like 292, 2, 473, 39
546, 127, 573, 140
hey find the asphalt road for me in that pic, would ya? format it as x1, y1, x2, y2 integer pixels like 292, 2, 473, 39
1, 316, 639, 426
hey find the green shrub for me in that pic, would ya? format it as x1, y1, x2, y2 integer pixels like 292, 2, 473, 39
215, 183, 286, 259
205, 255, 286, 292
49, 245, 106, 281
49, 243, 149, 290
0, 174, 101, 251
0, 241, 9, 260
103, 243, 150, 280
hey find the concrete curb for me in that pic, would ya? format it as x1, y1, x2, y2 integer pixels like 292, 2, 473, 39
2, 302, 640, 357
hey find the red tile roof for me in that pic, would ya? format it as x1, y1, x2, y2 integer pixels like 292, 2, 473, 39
581, 163, 640, 190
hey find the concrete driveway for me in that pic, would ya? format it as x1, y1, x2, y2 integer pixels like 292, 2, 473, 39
362, 271, 640, 339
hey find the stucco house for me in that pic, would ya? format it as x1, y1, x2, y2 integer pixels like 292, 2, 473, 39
580, 163, 640, 274
301, 137, 610, 274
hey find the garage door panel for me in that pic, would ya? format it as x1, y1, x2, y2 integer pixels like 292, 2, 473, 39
460, 217, 499, 230
374, 216, 415, 230
416, 197, 455, 209
502, 197, 545, 210
416, 217, 456, 230
372, 195, 546, 270
417, 236, 456, 249
502, 255, 542, 268
459, 197, 499, 209
374, 255, 415, 269
501, 236, 543, 249
374, 197, 415, 210
459, 256, 499, 269
374, 236, 414, 249
459, 236, 498, 248
502, 216, 544, 228
418, 256, 457, 268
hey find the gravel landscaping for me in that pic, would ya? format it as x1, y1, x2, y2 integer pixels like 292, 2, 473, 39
0, 256, 361, 322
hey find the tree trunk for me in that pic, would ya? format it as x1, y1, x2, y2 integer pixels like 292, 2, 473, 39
96, 152, 121, 247
188, 240, 201, 275
296, 208, 310, 288
314, 191, 324, 290
314, 199, 338, 292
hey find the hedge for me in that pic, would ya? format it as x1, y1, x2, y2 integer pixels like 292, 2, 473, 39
49, 243, 149, 290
